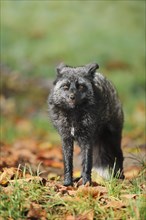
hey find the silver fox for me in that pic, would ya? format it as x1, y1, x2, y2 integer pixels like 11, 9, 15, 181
48, 63, 124, 186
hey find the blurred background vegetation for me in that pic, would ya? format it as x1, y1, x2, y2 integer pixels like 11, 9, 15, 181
1, 1, 145, 147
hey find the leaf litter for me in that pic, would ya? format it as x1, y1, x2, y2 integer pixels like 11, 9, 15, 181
0, 137, 146, 219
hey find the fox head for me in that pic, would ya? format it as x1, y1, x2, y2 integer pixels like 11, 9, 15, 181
51, 63, 99, 109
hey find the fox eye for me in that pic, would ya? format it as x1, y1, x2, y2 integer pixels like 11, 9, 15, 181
63, 85, 69, 90
78, 84, 85, 91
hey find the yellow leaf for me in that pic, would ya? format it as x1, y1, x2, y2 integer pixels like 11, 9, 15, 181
0, 167, 21, 186
74, 170, 81, 178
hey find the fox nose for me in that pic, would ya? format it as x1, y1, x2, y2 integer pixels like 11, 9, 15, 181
69, 93, 75, 100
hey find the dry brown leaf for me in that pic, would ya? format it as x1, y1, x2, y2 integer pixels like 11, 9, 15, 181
121, 194, 138, 200
0, 167, 22, 186
27, 202, 47, 220
52, 183, 77, 196
55, 183, 74, 193
0, 141, 38, 168
68, 190, 77, 196
38, 148, 62, 160
77, 186, 101, 198
42, 159, 63, 168
50, 161, 63, 168
2, 185, 14, 195
104, 200, 126, 209
0, 154, 19, 169
65, 215, 75, 220
38, 147, 63, 168
76, 210, 94, 220
124, 166, 141, 179
95, 185, 108, 194
77, 184, 107, 198
140, 183, 146, 190
14, 149, 37, 164
63, 196, 82, 203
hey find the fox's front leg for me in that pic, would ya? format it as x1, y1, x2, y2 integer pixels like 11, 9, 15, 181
80, 141, 93, 185
62, 137, 74, 186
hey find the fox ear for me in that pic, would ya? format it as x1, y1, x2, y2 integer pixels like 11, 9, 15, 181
86, 63, 99, 75
56, 63, 66, 75
54, 63, 67, 85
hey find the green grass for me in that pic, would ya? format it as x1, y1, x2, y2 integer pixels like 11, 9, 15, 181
0, 166, 145, 220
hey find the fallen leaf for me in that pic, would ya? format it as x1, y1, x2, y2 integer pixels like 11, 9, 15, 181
27, 202, 47, 220
47, 172, 59, 180
104, 200, 126, 209
0, 144, 19, 168
94, 185, 108, 194
38, 148, 62, 160
121, 194, 138, 200
2, 185, 14, 195
65, 215, 75, 220
0, 167, 22, 186
42, 159, 63, 168
14, 149, 37, 165
76, 210, 94, 220
74, 170, 81, 178
67, 190, 77, 196
55, 183, 73, 192
63, 196, 82, 203
140, 183, 146, 190
124, 166, 141, 179
77, 186, 101, 198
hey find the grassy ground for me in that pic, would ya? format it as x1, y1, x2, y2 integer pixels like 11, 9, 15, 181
0, 1, 145, 219
0, 165, 146, 220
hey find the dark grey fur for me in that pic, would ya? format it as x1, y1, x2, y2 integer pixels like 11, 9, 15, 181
48, 63, 124, 186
